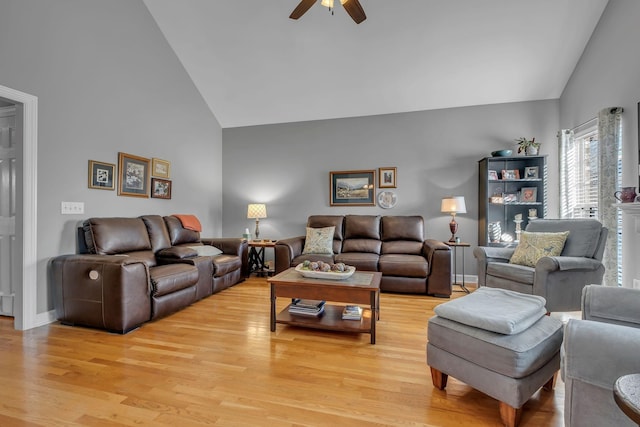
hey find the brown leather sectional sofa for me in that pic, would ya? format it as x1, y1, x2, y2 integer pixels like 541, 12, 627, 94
50, 215, 248, 333
275, 215, 452, 296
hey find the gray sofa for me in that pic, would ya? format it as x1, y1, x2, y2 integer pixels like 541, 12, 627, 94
563, 285, 640, 426
275, 214, 452, 296
473, 219, 607, 312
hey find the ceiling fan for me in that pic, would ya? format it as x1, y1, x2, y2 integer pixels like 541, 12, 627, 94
290, 0, 367, 24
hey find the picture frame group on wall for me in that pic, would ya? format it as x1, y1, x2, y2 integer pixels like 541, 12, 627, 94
118, 152, 150, 198
88, 160, 115, 190
330, 170, 376, 206
378, 167, 397, 188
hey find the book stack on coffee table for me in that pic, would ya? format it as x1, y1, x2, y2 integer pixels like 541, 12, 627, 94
288, 299, 325, 316
342, 305, 363, 320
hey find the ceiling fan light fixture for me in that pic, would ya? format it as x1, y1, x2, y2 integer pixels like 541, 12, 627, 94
321, 0, 334, 8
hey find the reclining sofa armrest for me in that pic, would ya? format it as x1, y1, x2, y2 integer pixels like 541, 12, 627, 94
422, 239, 452, 296
274, 236, 305, 274
201, 237, 247, 257
50, 254, 151, 333
582, 284, 640, 327
157, 246, 198, 259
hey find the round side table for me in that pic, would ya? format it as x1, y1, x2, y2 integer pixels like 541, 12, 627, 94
614, 373, 640, 425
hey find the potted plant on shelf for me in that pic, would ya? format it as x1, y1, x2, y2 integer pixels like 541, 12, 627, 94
515, 137, 540, 156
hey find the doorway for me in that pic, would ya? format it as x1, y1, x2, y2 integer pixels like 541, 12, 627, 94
0, 84, 38, 330
0, 105, 17, 317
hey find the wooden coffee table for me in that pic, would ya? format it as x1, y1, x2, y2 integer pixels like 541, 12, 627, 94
268, 267, 381, 344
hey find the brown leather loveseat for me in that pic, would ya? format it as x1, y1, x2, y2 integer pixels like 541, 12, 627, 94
275, 215, 452, 296
50, 215, 247, 333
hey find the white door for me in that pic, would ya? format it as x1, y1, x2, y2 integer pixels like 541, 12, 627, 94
0, 106, 16, 316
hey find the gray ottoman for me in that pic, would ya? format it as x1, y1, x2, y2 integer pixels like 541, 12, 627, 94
427, 287, 563, 427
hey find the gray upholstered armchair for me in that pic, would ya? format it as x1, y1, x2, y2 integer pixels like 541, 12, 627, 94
563, 285, 640, 427
473, 219, 607, 312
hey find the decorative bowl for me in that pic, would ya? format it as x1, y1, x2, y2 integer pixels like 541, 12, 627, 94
491, 149, 513, 157
295, 263, 356, 280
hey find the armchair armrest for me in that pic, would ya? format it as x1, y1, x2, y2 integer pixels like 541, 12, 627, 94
582, 285, 640, 328
536, 256, 603, 273
157, 246, 198, 259
562, 319, 640, 389
423, 239, 452, 296
274, 236, 305, 274
473, 246, 515, 287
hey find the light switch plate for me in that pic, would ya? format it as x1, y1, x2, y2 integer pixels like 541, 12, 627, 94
61, 201, 84, 215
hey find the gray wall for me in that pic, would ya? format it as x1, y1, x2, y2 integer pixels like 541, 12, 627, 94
223, 100, 560, 275
0, 0, 223, 313
560, 0, 640, 287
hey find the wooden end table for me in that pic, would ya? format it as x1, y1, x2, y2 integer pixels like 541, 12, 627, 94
268, 267, 381, 344
248, 240, 276, 276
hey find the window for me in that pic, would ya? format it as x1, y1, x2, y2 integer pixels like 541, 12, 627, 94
560, 124, 599, 219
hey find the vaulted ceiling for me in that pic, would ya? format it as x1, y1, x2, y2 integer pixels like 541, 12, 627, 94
144, 0, 609, 128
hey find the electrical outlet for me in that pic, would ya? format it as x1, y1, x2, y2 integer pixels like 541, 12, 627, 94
61, 201, 85, 215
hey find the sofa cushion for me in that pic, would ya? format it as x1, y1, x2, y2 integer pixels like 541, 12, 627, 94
342, 239, 382, 254
381, 241, 423, 255
344, 215, 381, 240
188, 244, 223, 257
150, 264, 199, 297
526, 219, 602, 258
140, 215, 172, 252
164, 215, 201, 245
83, 217, 151, 255
510, 231, 569, 267
379, 254, 428, 277
302, 226, 335, 254
381, 216, 424, 241
307, 215, 345, 240
488, 262, 535, 284
334, 252, 379, 271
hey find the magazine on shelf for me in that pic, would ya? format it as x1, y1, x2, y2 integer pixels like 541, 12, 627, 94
342, 305, 363, 320
288, 299, 326, 316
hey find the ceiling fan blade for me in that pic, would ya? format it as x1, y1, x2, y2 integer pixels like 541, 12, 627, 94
343, 0, 366, 24
290, 0, 317, 20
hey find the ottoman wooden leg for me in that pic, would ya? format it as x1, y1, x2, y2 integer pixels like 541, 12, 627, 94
499, 401, 522, 427
430, 367, 448, 390
542, 371, 558, 391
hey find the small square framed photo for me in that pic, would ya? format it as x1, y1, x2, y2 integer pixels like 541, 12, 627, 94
501, 169, 520, 180
151, 178, 172, 199
88, 160, 116, 190
520, 187, 537, 202
378, 167, 397, 188
488, 170, 499, 180
524, 166, 539, 179
151, 158, 171, 178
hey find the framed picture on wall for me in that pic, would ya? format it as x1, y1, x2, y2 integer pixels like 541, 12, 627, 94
88, 160, 115, 190
151, 158, 171, 178
151, 178, 172, 199
378, 167, 397, 188
118, 152, 150, 198
330, 170, 376, 206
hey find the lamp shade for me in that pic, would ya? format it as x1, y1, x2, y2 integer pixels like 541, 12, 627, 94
441, 196, 467, 214
247, 203, 267, 219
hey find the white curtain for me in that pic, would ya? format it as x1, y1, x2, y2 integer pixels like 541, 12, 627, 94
598, 107, 623, 287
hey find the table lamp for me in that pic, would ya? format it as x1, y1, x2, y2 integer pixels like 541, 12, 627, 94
441, 196, 467, 242
247, 203, 267, 240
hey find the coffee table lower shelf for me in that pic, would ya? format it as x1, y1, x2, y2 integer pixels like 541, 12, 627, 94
276, 304, 372, 334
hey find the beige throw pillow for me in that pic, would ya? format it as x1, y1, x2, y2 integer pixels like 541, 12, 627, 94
302, 226, 335, 255
509, 231, 570, 267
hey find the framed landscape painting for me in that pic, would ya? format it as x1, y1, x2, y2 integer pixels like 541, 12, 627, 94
118, 152, 150, 198
330, 170, 375, 206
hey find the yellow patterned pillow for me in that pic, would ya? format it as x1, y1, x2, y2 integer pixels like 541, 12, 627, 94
302, 226, 335, 254
509, 231, 570, 267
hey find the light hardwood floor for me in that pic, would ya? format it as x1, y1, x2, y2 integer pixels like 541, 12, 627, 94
0, 278, 564, 426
